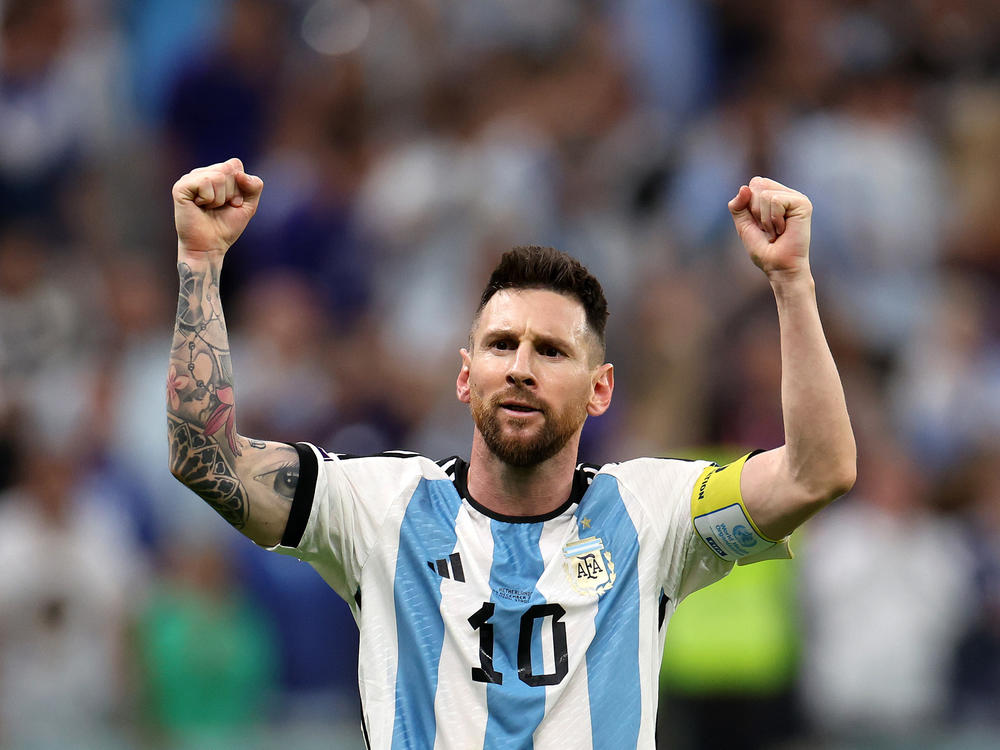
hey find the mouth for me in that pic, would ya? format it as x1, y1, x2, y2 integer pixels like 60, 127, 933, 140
499, 401, 542, 415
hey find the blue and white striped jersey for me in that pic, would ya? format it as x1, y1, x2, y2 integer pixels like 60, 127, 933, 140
271, 442, 733, 749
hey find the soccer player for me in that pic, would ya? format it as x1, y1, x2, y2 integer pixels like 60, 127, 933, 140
167, 158, 855, 749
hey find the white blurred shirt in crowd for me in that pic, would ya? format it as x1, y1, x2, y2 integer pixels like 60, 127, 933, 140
799, 497, 973, 737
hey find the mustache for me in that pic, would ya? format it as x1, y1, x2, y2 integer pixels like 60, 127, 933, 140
489, 387, 546, 412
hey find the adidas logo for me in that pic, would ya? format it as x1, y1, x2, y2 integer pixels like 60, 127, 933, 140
428, 552, 465, 582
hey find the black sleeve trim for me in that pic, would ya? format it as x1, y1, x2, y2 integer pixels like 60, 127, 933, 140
658, 591, 670, 630
359, 697, 371, 749
280, 442, 318, 548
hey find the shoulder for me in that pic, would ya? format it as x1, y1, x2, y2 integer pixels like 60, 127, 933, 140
280, 444, 462, 551
299, 443, 460, 495
576, 458, 715, 527
596, 456, 714, 490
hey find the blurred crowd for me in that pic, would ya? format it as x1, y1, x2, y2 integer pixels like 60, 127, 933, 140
0, 0, 998, 748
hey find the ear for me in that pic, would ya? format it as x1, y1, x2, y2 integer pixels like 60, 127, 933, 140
456, 348, 472, 404
587, 363, 614, 417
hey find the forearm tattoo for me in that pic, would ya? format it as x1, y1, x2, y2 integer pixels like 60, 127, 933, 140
166, 262, 254, 528
168, 413, 247, 527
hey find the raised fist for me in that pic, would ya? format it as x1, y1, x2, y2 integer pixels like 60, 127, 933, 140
173, 157, 263, 256
728, 176, 813, 278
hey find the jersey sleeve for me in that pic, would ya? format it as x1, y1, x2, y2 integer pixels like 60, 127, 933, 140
266, 442, 425, 605
607, 458, 735, 604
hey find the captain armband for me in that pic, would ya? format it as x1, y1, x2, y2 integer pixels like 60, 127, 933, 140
690, 453, 792, 566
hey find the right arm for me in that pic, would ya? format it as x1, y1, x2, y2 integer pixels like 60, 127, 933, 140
167, 158, 298, 547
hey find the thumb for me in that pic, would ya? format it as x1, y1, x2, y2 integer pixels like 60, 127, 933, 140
728, 184, 751, 221
728, 185, 761, 241
729, 185, 767, 250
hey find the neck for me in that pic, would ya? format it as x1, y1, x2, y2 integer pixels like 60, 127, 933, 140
466, 431, 581, 517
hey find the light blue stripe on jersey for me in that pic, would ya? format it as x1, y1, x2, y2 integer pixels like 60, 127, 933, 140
564, 538, 603, 556
583, 474, 641, 749
391, 478, 464, 749
483, 520, 546, 748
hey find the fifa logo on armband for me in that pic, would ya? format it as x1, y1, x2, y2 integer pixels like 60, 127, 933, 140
562, 537, 616, 596
704, 536, 728, 558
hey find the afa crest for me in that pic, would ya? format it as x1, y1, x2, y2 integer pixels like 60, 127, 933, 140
563, 537, 616, 596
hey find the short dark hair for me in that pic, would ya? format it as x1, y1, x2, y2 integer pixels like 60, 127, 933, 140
475, 245, 609, 357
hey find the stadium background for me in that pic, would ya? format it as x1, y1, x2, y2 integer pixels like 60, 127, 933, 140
1, 0, 998, 748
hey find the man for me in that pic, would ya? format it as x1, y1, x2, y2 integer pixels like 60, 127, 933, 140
168, 158, 855, 749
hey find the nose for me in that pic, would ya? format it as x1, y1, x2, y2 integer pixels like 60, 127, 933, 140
506, 342, 536, 387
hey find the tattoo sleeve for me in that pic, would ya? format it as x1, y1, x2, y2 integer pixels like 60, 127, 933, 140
167, 259, 298, 539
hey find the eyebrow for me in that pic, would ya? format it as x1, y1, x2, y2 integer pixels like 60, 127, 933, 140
479, 327, 578, 354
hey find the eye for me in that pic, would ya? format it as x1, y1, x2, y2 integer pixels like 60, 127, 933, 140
255, 462, 299, 499
540, 345, 562, 358
490, 338, 513, 351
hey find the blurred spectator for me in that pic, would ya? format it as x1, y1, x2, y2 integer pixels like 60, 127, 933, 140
777, 68, 947, 362
707, 292, 786, 449
945, 84, 1000, 280
798, 439, 974, 745
121, 0, 226, 123
0, 0, 122, 232
233, 544, 362, 733
229, 57, 373, 318
609, 0, 717, 122
947, 444, 1000, 728
135, 541, 278, 748
162, 0, 289, 172
230, 272, 338, 442
0, 224, 106, 466
0, 410, 17, 493
618, 269, 713, 456
320, 318, 416, 456
889, 271, 1000, 472
0, 224, 92, 400
0, 436, 145, 748
653, 82, 787, 269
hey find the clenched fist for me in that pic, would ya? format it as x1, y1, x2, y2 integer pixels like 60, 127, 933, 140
729, 176, 813, 279
173, 158, 263, 257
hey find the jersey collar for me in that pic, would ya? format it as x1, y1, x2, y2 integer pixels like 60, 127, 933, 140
445, 457, 595, 524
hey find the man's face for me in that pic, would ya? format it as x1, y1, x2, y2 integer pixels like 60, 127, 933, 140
456, 289, 613, 467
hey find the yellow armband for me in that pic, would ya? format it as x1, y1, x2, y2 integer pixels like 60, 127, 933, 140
691, 453, 793, 565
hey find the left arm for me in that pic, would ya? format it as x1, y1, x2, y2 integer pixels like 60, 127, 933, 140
728, 177, 856, 540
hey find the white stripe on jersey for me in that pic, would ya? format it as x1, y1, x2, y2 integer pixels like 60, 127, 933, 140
356, 482, 409, 746
623, 487, 663, 750
432, 503, 493, 750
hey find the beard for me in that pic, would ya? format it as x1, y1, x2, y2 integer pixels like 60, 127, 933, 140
470, 386, 587, 468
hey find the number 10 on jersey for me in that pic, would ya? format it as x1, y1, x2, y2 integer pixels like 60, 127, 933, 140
467, 602, 569, 687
